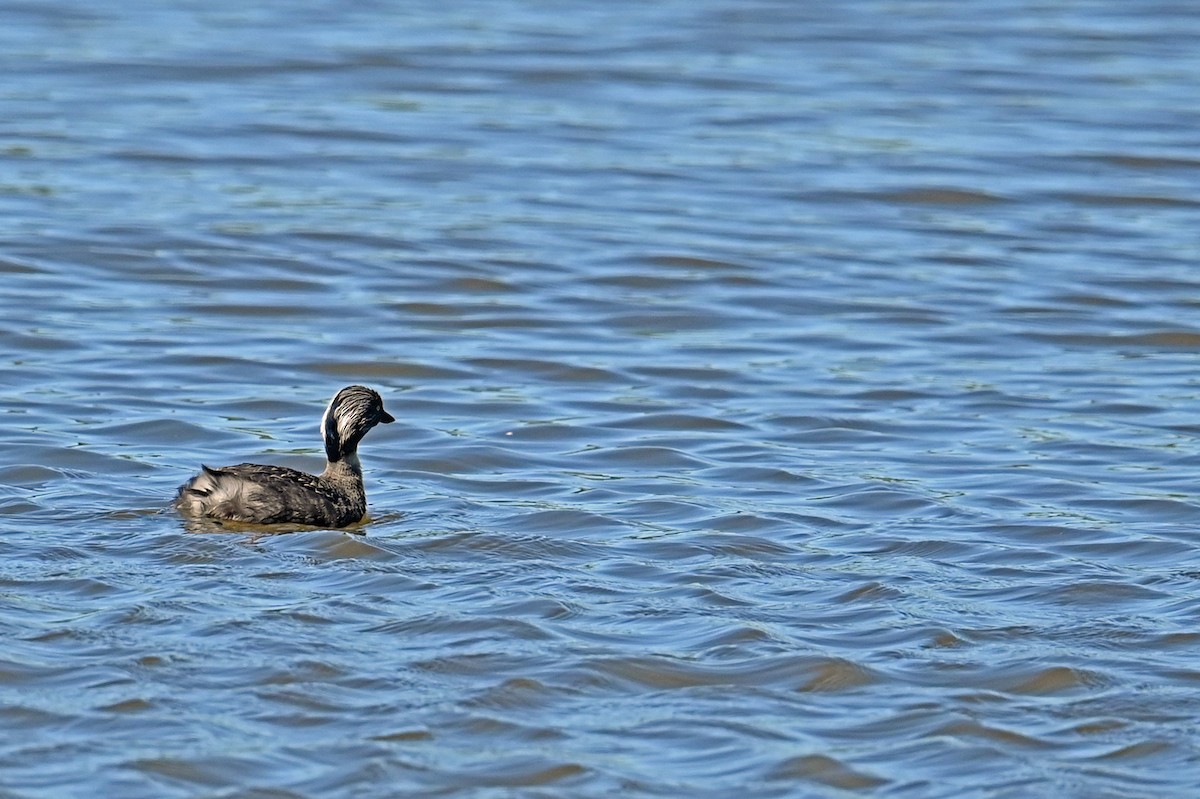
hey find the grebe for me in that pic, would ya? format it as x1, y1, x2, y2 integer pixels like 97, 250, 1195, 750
176, 385, 394, 527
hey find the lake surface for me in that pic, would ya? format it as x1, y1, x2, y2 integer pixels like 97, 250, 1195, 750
2, 1, 1200, 796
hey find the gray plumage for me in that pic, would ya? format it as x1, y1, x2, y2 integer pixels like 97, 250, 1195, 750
176, 385, 394, 527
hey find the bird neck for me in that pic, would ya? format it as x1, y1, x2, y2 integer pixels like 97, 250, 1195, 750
322, 451, 362, 480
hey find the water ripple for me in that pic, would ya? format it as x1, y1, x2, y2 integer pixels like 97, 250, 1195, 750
4, 0, 1200, 797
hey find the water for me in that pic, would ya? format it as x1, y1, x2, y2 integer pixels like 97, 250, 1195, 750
2, 1, 1200, 796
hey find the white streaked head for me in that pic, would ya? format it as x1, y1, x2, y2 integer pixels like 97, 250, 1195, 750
320, 385, 394, 462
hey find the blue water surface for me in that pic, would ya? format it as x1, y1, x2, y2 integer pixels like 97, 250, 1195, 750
2, 1, 1200, 797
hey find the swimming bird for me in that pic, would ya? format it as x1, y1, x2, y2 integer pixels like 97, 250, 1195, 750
176, 385, 394, 527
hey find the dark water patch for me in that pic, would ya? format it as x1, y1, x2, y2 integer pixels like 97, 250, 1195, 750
875, 187, 1012, 206
1026, 331, 1200, 349
584, 654, 881, 693
765, 754, 888, 790
1087, 154, 1200, 171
